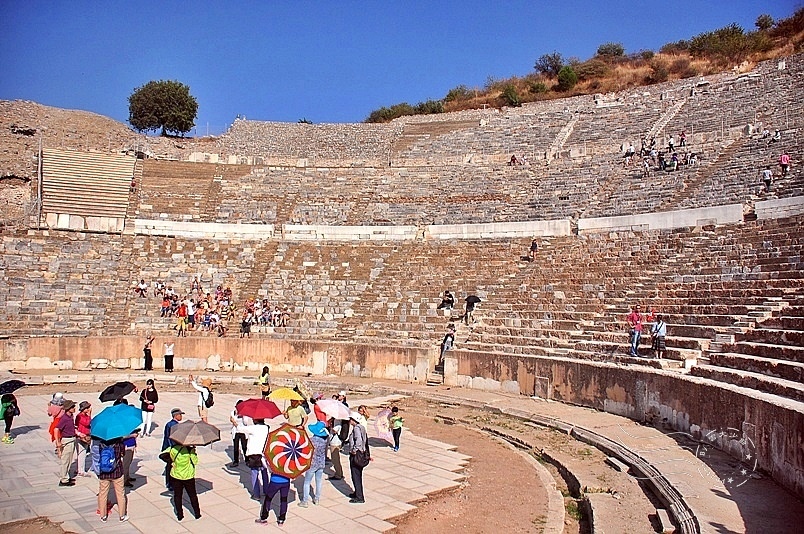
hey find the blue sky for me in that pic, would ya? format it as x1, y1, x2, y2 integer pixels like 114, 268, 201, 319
0, 1, 797, 133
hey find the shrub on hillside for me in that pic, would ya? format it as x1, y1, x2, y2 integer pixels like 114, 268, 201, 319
556, 66, 578, 91
501, 84, 522, 107
596, 42, 625, 59
414, 99, 444, 115
689, 23, 749, 63
445, 85, 473, 102
574, 59, 610, 80
660, 40, 690, 55
668, 57, 698, 78
528, 80, 548, 94
770, 7, 804, 37
648, 59, 669, 83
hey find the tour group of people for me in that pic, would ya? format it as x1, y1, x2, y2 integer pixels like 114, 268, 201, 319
135, 277, 291, 338
42, 374, 404, 526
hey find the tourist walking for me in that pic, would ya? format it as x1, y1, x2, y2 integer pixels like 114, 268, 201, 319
347, 412, 369, 503
54, 400, 78, 486
389, 406, 404, 452
1, 394, 20, 444
298, 422, 328, 507
139, 379, 158, 436
167, 444, 201, 521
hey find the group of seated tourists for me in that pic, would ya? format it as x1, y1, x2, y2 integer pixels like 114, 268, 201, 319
134, 277, 291, 336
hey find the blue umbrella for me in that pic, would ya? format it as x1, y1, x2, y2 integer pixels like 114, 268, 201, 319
90, 404, 142, 441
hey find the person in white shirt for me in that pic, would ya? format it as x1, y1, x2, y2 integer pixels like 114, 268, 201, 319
651, 314, 667, 359
241, 419, 270, 498
189, 375, 212, 422
228, 401, 250, 467
163, 342, 175, 372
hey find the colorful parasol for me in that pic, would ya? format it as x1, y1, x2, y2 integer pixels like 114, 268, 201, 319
236, 398, 282, 420
169, 420, 221, 446
316, 398, 351, 420
264, 423, 313, 479
90, 404, 143, 441
268, 388, 304, 401
375, 408, 394, 444
99, 381, 137, 403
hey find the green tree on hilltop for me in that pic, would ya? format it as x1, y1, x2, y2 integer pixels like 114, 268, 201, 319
128, 80, 198, 136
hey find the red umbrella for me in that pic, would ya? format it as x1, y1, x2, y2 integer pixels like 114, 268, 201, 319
264, 423, 313, 479
236, 398, 281, 420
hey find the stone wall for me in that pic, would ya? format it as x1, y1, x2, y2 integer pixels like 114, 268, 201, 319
445, 349, 804, 500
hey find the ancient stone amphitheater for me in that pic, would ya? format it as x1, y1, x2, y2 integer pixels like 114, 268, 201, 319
0, 54, 802, 529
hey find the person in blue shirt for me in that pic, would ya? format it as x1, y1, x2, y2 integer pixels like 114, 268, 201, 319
255, 470, 291, 526
162, 408, 184, 490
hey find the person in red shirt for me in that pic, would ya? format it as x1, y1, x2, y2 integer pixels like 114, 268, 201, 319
779, 152, 791, 176
176, 302, 188, 337
626, 305, 644, 357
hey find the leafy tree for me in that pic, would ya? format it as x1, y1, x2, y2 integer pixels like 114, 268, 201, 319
755, 14, 774, 31
534, 52, 564, 76
128, 80, 198, 136
556, 66, 578, 91
596, 42, 625, 58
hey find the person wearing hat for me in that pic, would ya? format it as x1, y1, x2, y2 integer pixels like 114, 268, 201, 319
139, 379, 159, 436
298, 421, 329, 507
75, 401, 93, 476
189, 375, 212, 423
283, 399, 307, 429
54, 400, 78, 486
311, 393, 327, 423
162, 408, 184, 490
347, 412, 368, 503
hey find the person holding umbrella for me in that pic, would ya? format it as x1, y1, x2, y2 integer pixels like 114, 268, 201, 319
166, 443, 201, 521
283, 398, 308, 429
327, 418, 345, 480
54, 400, 78, 486
94, 437, 128, 523
228, 400, 248, 468
1, 393, 20, 444
139, 379, 158, 436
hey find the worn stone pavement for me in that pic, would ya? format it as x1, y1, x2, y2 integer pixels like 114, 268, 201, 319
0, 387, 469, 533
1, 371, 803, 533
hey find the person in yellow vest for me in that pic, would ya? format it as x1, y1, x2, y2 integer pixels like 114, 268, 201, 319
258, 366, 271, 399
165, 444, 200, 521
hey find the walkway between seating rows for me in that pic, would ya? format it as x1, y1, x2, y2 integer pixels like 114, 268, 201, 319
0, 371, 802, 533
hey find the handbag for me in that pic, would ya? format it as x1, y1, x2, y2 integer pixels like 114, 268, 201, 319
353, 448, 370, 468
158, 450, 172, 463
246, 454, 264, 469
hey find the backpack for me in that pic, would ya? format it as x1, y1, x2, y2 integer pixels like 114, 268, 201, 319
338, 420, 351, 443
204, 388, 214, 408
99, 442, 117, 473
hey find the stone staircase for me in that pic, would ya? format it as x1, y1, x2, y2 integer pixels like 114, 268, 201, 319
548, 113, 579, 158
41, 148, 136, 219
647, 99, 687, 140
